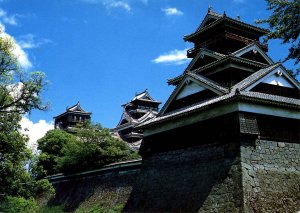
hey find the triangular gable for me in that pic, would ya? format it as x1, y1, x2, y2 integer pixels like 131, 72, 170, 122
232, 43, 273, 65
262, 73, 296, 88
175, 82, 206, 100
117, 111, 134, 127
244, 66, 300, 91
186, 49, 224, 71
160, 73, 227, 115
117, 114, 129, 126
195, 10, 223, 32
137, 111, 157, 123
136, 93, 151, 100
133, 89, 156, 102
67, 102, 86, 112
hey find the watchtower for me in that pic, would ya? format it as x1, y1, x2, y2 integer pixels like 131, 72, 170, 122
114, 89, 161, 150
54, 102, 92, 131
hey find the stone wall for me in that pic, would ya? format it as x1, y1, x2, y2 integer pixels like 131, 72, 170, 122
124, 142, 244, 212
241, 139, 300, 213
49, 139, 300, 212
49, 163, 140, 212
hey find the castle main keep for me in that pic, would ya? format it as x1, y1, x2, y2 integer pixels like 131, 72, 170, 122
126, 9, 300, 212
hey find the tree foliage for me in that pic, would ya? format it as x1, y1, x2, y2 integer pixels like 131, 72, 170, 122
37, 123, 139, 175
0, 28, 54, 210
36, 129, 77, 177
257, 0, 300, 74
0, 31, 48, 114
0, 112, 32, 197
57, 124, 139, 174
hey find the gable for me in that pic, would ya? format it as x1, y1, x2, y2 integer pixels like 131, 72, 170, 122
161, 75, 225, 115
262, 73, 295, 88
244, 66, 300, 99
245, 67, 300, 91
233, 43, 273, 65
195, 12, 223, 32
186, 49, 223, 71
176, 81, 206, 100
117, 113, 131, 126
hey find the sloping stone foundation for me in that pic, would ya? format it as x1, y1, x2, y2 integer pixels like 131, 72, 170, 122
241, 139, 300, 213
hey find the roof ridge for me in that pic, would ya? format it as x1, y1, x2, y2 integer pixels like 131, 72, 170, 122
185, 15, 269, 41
168, 55, 266, 85
231, 42, 258, 55
187, 72, 229, 93
207, 10, 223, 17
231, 63, 281, 92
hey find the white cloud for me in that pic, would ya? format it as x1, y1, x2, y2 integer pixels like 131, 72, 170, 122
20, 116, 54, 151
104, 1, 131, 11
81, 0, 131, 12
0, 23, 32, 69
0, 8, 18, 25
152, 48, 190, 65
162, 7, 183, 16
18, 34, 52, 49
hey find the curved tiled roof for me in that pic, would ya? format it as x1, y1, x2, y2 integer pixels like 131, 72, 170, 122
138, 90, 300, 129
231, 63, 281, 91
187, 72, 229, 94
184, 15, 269, 42
168, 56, 267, 85
140, 63, 300, 129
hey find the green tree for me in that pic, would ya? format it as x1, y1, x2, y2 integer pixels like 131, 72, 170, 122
257, 0, 300, 74
41, 123, 140, 174
0, 112, 33, 197
0, 34, 48, 114
0, 28, 53, 210
0, 30, 47, 196
36, 129, 77, 177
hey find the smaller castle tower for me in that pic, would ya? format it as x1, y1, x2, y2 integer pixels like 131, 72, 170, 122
113, 89, 161, 150
54, 102, 92, 131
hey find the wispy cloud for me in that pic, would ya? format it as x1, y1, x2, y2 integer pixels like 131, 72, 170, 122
0, 8, 19, 25
162, 7, 183, 16
18, 34, 52, 49
0, 24, 32, 69
153, 49, 190, 65
20, 116, 54, 151
104, 1, 131, 11
81, 0, 131, 12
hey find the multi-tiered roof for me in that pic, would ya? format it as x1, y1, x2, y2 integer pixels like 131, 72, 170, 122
114, 89, 161, 150
138, 10, 300, 155
54, 102, 91, 131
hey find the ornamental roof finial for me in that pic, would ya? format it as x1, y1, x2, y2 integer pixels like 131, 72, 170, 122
223, 11, 227, 17
208, 5, 213, 12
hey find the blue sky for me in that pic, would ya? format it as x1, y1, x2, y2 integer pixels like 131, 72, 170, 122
0, 0, 297, 146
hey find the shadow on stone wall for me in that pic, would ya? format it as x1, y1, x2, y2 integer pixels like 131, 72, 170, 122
49, 171, 138, 212
49, 143, 244, 212
124, 144, 243, 212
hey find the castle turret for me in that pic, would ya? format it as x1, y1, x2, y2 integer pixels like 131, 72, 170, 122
113, 89, 161, 150
54, 102, 91, 131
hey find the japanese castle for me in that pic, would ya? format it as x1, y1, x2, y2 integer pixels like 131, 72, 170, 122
114, 89, 161, 150
138, 9, 299, 154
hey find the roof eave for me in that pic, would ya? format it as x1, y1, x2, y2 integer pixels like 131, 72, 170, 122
138, 93, 299, 130
184, 17, 269, 42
